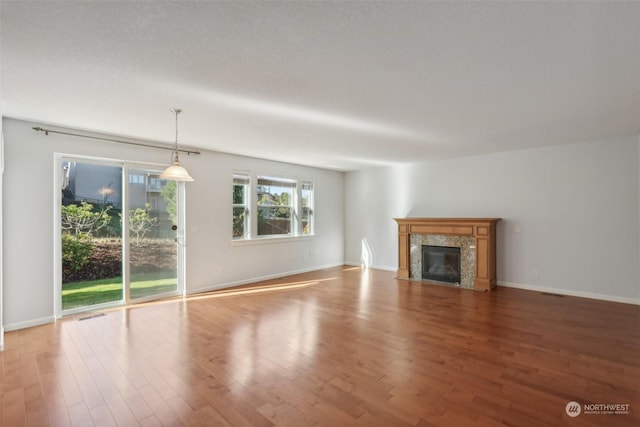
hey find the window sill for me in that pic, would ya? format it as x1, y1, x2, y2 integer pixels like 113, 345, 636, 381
231, 235, 315, 246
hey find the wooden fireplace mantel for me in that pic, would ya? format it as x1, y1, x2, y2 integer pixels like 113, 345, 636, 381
394, 217, 501, 291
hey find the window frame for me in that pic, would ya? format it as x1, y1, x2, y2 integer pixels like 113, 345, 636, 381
232, 173, 251, 240
299, 180, 314, 236
231, 173, 315, 244
256, 175, 297, 238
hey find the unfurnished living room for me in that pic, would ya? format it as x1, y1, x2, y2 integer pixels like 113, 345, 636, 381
1, 1, 639, 426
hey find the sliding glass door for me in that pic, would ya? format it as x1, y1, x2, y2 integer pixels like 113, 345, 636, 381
60, 160, 124, 311
58, 157, 183, 315
127, 168, 179, 301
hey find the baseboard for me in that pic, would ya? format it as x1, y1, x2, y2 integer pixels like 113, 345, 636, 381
346, 262, 640, 305
498, 281, 640, 306
0, 326, 4, 351
343, 261, 397, 272
4, 315, 56, 332
187, 262, 345, 295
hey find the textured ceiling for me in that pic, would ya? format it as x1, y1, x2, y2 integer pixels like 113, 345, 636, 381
2, 1, 639, 171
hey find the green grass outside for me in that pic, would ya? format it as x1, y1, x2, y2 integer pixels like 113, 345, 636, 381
62, 272, 177, 310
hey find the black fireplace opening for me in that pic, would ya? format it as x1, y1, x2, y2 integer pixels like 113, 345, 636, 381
422, 245, 461, 284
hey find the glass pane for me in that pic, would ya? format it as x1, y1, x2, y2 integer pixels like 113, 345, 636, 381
257, 206, 292, 236
257, 181, 294, 207
233, 184, 245, 204
233, 206, 246, 239
61, 161, 123, 310
301, 206, 311, 235
128, 170, 178, 300
301, 182, 312, 235
257, 177, 295, 236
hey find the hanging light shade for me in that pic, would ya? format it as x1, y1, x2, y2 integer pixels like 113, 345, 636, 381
160, 108, 195, 182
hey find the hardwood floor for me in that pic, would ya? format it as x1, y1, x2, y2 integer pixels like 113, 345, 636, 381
2, 266, 639, 426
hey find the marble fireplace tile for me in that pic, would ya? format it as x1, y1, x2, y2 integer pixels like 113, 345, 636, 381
409, 234, 476, 289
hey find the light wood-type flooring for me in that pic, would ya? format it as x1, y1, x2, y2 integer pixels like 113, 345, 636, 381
2, 266, 639, 426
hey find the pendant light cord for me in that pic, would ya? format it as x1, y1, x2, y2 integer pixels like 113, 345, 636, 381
172, 108, 182, 163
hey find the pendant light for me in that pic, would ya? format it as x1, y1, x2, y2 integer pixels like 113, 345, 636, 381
160, 108, 195, 182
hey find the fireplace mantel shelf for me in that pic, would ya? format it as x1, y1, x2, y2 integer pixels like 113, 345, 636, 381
394, 217, 501, 291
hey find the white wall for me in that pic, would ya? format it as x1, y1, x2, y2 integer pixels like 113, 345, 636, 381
2, 118, 344, 330
345, 136, 640, 304
1, 22, 4, 346
0, 118, 4, 350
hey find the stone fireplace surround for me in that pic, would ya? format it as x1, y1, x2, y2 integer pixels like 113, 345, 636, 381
412, 234, 476, 288
394, 218, 501, 291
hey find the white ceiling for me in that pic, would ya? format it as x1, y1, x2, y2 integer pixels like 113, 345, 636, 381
2, 1, 639, 171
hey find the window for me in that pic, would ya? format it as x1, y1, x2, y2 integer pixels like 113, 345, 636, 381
300, 180, 314, 235
232, 173, 250, 239
257, 176, 296, 237
232, 173, 314, 241
148, 177, 166, 191
128, 174, 145, 184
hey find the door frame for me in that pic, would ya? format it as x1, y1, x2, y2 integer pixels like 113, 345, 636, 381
54, 154, 186, 318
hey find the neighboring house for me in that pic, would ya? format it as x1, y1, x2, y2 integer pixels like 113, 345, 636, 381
62, 161, 174, 238
63, 162, 123, 208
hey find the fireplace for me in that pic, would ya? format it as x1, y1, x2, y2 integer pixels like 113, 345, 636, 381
394, 218, 501, 291
422, 245, 461, 284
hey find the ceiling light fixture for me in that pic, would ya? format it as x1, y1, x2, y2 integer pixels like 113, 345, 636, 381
160, 108, 195, 182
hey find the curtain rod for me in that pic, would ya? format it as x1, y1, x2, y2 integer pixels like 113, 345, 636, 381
32, 127, 202, 155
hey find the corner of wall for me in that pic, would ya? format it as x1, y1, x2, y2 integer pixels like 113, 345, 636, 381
1, 32, 5, 350
1, 125, 4, 351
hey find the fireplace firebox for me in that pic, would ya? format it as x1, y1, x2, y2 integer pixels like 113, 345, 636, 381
422, 245, 461, 284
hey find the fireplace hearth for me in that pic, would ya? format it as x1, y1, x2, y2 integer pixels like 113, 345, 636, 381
422, 245, 461, 284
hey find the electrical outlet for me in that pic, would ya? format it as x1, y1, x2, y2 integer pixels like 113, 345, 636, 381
532, 268, 539, 277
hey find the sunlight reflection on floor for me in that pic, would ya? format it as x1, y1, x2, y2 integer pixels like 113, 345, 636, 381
94, 276, 338, 315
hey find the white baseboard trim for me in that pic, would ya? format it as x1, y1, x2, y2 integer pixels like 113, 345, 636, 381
4, 315, 56, 332
0, 326, 4, 351
187, 262, 346, 295
498, 281, 640, 305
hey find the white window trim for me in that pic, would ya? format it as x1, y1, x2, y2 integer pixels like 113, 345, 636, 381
299, 179, 314, 236
232, 172, 251, 240
232, 173, 315, 243
231, 234, 314, 246
256, 174, 296, 239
